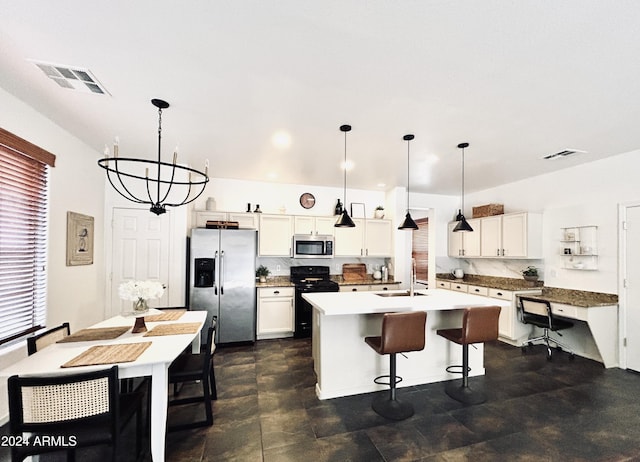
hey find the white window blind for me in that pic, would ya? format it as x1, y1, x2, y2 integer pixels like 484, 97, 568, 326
412, 217, 428, 283
0, 128, 54, 345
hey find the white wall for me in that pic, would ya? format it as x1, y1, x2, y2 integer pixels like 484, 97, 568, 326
0, 88, 106, 421
463, 149, 640, 294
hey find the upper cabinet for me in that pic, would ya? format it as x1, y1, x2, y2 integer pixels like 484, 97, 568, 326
450, 212, 542, 259
293, 216, 335, 236
447, 219, 481, 257
259, 214, 294, 256
193, 211, 259, 229
334, 219, 393, 257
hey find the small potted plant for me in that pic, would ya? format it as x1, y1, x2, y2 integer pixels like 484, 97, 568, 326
256, 265, 270, 283
374, 206, 385, 219
521, 266, 539, 285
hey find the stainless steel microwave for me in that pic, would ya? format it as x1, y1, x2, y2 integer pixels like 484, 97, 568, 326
292, 234, 334, 259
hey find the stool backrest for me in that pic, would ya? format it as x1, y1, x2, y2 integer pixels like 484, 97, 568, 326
462, 306, 501, 344
379, 311, 427, 354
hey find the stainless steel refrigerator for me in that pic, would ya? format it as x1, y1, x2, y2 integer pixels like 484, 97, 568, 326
189, 228, 257, 344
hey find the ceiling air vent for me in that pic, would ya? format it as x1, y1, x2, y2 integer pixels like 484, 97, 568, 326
29, 60, 110, 95
542, 149, 586, 160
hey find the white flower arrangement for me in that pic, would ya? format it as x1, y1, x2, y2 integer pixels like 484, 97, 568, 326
118, 280, 165, 302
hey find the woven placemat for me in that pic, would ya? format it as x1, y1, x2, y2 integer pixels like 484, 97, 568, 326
61, 342, 151, 368
144, 309, 186, 322
57, 326, 130, 343
143, 322, 202, 337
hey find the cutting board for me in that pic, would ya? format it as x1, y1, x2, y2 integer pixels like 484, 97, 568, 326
342, 263, 367, 283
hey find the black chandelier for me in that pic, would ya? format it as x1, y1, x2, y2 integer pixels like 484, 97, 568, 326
97, 98, 209, 215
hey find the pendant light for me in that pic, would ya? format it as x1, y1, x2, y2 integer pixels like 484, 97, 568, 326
398, 134, 419, 230
453, 142, 474, 232
97, 98, 209, 215
335, 124, 356, 227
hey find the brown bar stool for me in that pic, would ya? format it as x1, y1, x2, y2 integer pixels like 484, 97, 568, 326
437, 306, 501, 405
364, 310, 427, 420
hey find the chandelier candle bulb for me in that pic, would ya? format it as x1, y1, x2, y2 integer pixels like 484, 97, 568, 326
172, 151, 177, 164
145, 167, 149, 178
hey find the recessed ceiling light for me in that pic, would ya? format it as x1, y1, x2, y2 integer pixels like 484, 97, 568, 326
29, 59, 110, 95
271, 131, 292, 149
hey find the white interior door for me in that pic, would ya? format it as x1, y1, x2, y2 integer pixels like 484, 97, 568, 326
624, 204, 640, 371
110, 208, 171, 317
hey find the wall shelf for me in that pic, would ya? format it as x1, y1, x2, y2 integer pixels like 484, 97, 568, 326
560, 226, 598, 270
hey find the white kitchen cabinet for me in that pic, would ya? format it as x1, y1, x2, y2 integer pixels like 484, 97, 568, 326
364, 219, 393, 257
258, 214, 294, 256
435, 280, 451, 289
334, 219, 393, 257
480, 212, 542, 258
334, 218, 366, 256
488, 287, 541, 345
339, 283, 401, 292
193, 211, 259, 229
257, 287, 294, 339
294, 216, 335, 236
450, 282, 468, 293
447, 219, 481, 257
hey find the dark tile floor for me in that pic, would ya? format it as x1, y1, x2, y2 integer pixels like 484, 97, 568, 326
3, 338, 640, 461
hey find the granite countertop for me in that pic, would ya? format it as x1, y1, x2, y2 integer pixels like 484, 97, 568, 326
525, 287, 618, 307
256, 275, 400, 288
435, 273, 618, 307
436, 273, 543, 291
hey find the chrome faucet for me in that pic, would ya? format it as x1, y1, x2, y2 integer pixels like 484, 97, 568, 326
409, 258, 416, 297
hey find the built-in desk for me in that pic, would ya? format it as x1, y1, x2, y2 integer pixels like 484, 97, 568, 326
518, 289, 618, 368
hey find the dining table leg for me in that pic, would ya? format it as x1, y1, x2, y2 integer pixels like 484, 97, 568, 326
150, 363, 169, 461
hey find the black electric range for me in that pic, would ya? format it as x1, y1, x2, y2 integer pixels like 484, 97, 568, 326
290, 266, 339, 338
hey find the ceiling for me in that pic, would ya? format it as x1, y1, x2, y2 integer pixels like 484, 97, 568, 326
1, 1, 639, 195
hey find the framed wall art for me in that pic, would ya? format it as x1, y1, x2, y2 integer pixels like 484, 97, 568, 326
350, 202, 365, 219
66, 211, 94, 266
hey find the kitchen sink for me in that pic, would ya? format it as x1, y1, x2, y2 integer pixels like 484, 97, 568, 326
376, 291, 427, 297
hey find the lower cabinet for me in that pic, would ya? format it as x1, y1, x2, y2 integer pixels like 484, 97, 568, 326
257, 287, 294, 340
488, 288, 542, 345
339, 283, 401, 292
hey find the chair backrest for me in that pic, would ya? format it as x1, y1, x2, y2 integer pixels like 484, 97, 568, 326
462, 306, 502, 344
27, 322, 71, 355
200, 318, 217, 372
8, 365, 119, 434
379, 311, 427, 355
519, 297, 552, 327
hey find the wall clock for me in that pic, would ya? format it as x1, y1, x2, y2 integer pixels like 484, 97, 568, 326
299, 192, 316, 209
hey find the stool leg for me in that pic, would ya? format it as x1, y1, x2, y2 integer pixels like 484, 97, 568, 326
371, 353, 415, 421
445, 343, 487, 405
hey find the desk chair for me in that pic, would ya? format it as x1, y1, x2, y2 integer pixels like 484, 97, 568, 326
364, 311, 427, 420
519, 296, 574, 360
27, 322, 71, 355
8, 366, 143, 462
167, 318, 217, 431
437, 306, 501, 405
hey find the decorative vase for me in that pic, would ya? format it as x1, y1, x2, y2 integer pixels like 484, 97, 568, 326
259, 276, 267, 283
134, 298, 149, 314
334, 199, 343, 216
523, 275, 538, 286
374, 209, 385, 219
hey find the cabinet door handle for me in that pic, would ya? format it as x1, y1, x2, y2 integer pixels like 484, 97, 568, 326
496, 249, 500, 256
352, 288, 358, 291
274, 290, 280, 295
496, 292, 503, 296
474, 288, 480, 293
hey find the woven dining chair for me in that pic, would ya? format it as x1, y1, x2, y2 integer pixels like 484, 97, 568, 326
8, 365, 143, 462
26, 322, 71, 355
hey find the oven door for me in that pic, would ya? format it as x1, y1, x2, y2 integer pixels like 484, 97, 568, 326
294, 287, 313, 338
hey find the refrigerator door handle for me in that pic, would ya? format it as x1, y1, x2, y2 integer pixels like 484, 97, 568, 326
214, 250, 219, 296
220, 250, 225, 295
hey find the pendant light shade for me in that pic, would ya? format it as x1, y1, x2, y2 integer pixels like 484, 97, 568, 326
453, 142, 473, 232
398, 134, 419, 230
335, 124, 355, 228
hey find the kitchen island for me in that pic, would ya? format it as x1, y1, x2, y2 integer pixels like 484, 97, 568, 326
303, 289, 510, 400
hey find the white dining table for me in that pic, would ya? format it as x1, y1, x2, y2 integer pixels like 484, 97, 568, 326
0, 309, 207, 462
